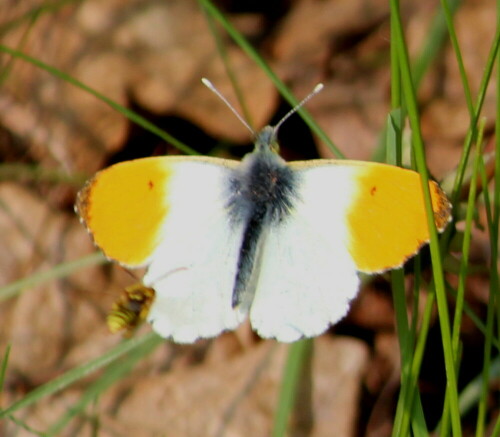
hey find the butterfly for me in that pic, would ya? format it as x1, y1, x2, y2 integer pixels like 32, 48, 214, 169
76, 79, 451, 343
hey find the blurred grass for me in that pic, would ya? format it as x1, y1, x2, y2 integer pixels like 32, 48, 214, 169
0, 332, 162, 420
0, 0, 498, 436
0, 253, 106, 302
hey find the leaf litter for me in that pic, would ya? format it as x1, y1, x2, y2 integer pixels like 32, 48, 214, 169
0, 0, 496, 435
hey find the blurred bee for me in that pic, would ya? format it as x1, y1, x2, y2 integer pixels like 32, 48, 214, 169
107, 283, 155, 336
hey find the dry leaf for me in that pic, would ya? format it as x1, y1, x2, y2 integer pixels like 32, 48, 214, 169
97, 337, 367, 437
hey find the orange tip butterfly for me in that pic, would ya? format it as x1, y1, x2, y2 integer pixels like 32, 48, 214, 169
76, 79, 451, 343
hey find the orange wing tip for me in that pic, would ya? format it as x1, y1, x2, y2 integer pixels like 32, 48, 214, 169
75, 158, 172, 267
74, 174, 131, 264
107, 283, 156, 336
430, 181, 453, 232
347, 165, 453, 274
74, 176, 94, 226
75, 176, 112, 258
369, 181, 452, 273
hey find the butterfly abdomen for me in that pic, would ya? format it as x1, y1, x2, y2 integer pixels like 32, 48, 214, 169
228, 151, 299, 307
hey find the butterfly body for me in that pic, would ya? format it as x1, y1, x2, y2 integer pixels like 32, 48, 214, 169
227, 129, 299, 307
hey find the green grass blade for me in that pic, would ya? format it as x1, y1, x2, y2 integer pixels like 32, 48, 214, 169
445, 282, 500, 351
448, 27, 500, 207
413, 0, 461, 91
475, 150, 497, 437
0, 344, 11, 395
201, 6, 255, 129
0, 3, 41, 87
492, 415, 500, 437
385, 109, 403, 165
387, 41, 428, 431
458, 356, 500, 417
46, 334, 164, 435
408, 289, 435, 437
452, 121, 485, 356
197, 0, 343, 158
0, 253, 106, 302
272, 339, 313, 437
0, 332, 160, 418
0, 163, 87, 186
390, 1, 462, 435
391, 268, 411, 437
4, 414, 48, 436
438, 0, 474, 116
446, 119, 487, 437
0, 0, 82, 36
494, 0, 500, 369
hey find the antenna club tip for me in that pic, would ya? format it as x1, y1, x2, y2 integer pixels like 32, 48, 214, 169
201, 77, 213, 88
314, 83, 324, 93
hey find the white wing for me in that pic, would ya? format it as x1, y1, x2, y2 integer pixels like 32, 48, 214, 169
144, 160, 247, 343
249, 165, 360, 342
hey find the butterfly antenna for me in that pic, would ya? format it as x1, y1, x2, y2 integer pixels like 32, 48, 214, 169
201, 78, 255, 137
273, 83, 324, 134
